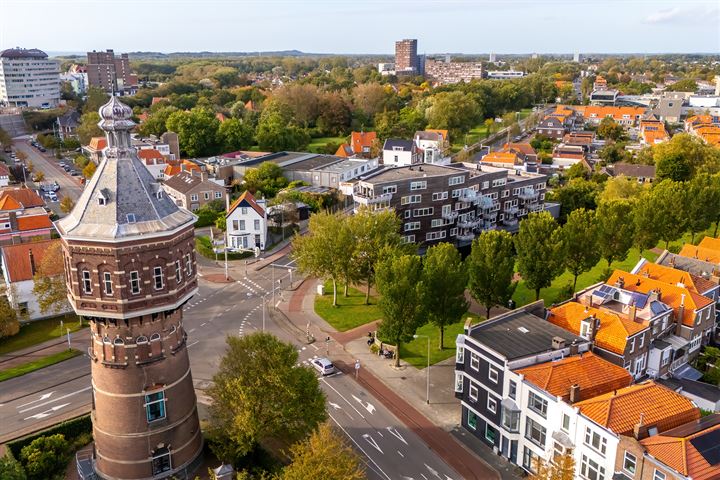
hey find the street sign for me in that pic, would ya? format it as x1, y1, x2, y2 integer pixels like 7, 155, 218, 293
354, 360, 360, 379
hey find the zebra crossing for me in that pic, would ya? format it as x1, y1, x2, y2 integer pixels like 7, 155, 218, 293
235, 277, 267, 296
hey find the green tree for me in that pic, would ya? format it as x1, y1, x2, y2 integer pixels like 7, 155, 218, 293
218, 117, 254, 151
420, 243, 468, 349
19, 434, 70, 480
596, 117, 624, 141
255, 102, 310, 152
599, 176, 646, 202
0, 454, 27, 480
561, 209, 600, 290
425, 91, 482, 138
598, 142, 630, 164
76, 112, 103, 145
548, 178, 600, 222
82, 161, 96, 179
0, 127, 11, 148
83, 86, 109, 113
685, 174, 719, 243
596, 199, 635, 268
280, 423, 365, 480
656, 151, 692, 182
207, 333, 326, 461
376, 254, 426, 367
32, 242, 69, 316
166, 107, 221, 157
515, 211, 564, 300
59, 196, 75, 214
652, 133, 720, 180
137, 105, 178, 137
0, 295, 20, 339
348, 208, 403, 304
242, 162, 289, 198
634, 180, 687, 250
467, 230, 516, 318
351, 82, 388, 119
665, 78, 698, 92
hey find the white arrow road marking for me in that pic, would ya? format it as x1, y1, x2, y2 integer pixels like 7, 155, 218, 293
322, 380, 365, 419
402, 476, 414, 480
397, 450, 405, 458
362, 434, 383, 454
446, 476, 455, 480
328, 414, 391, 480
328, 402, 342, 410
24, 403, 70, 420
16, 392, 55, 409
420, 474, 428, 480
19, 386, 92, 413
352, 394, 376, 414
386, 426, 408, 445
425, 464, 441, 479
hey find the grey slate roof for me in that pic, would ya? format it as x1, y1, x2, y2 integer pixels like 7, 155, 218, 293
610, 163, 656, 179
467, 307, 586, 360
656, 251, 720, 278
658, 378, 720, 402
56, 97, 195, 241
382, 139, 414, 151
57, 111, 81, 128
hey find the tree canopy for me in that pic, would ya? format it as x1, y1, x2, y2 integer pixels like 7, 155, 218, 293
514, 211, 564, 300
467, 230, 517, 318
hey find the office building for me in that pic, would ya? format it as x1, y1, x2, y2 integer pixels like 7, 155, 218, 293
0, 48, 60, 108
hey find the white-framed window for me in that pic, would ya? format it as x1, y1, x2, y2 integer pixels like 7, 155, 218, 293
451, 188, 463, 198
561, 413, 570, 432
215, 191, 222, 199
456, 346, 464, 364
382, 185, 397, 194
190, 194, 198, 202
175, 260, 182, 283
413, 207, 433, 217
151, 446, 172, 475
469, 383, 478, 402
103, 272, 112, 295
689, 334, 702, 351
584, 426, 607, 456
185, 254, 192, 276
638, 333, 645, 348
450, 227, 458, 236
525, 417, 546, 448
145, 390, 166, 423
629, 337, 635, 353
153, 266, 164, 290
509, 380, 517, 399
401, 194, 421, 205
449, 175, 465, 186
488, 366, 499, 384
528, 391, 548, 418
426, 231, 446, 241
661, 349, 671, 366
470, 352, 479, 371
485, 424, 497, 444
126, 213, 136, 223
130, 271, 140, 294
487, 396, 497, 413
431, 218, 445, 228
410, 181, 427, 190
623, 451, 637, 475
81, 270, 92, 294
404, 210, 411, 219
254, 219, 260, 230
580, 454, 606, 480
432, 191, 449, 201
404, 222, 420, 232
401, 235, 415, 243
239, 220, 246, 230
467, 410, 478, 430
241, 207, 247, 215
204, 192, 210, 200
482, 181, 489, 189
523, 447, 538, 473
653, 469, 666, 480
454, 372, 463, 392
502, 189, 510, 197
580, 320, 590, 339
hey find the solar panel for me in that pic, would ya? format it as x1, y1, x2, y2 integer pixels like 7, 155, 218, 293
690, 429, 720, 465
592, 290, 612, 300
630, 292, 649, 309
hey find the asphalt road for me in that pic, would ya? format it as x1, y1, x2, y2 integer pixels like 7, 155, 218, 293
0, 265, 459, 479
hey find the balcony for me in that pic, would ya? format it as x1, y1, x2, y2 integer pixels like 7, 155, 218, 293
506, 206, 519, 215
483, 211, 498, 221
353, 192, 393, 205
460, 189, 480, 203
456, 230, 475, 242
457, 218, 481, 229
442, 210, 459, 221
478, 196, 494, 209
503, 218, 519, 228
670, 354, 689, 373
518, 188, 539, 201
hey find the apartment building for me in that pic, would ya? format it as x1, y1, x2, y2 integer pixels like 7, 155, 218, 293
86, 49, 137, 94
351, 163, 548, 246
0, 48, 60, 108
425, 58, 483, 85
395, 39, 419, 74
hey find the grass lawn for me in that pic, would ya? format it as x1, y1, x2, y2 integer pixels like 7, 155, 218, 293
0, 315, 86, 356
512, 248, 659, 307
0, 349, 81, 382
307, 136, 346, 154
658, 226, 719, 253
399, 313, 485, 368
314, 279, 382, 332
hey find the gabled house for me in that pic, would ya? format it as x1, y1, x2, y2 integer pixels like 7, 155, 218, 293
537, 116, 567, 139
414, 130, 449, 165
640, 115, 670, 145
226, 191, 267, 251
679, 244, 720, 265
162, 160, 202, 179
162, 171, 225, 212
0, 239, 69, 320
607, 163, 656, 183
351, 131, 376, 156
381, 139, 419, 166
83, 136, 107, 164
552, 144, 586, 168
137, 149, 168, 180
0, 187, 54, 246
56, 111, 81, 140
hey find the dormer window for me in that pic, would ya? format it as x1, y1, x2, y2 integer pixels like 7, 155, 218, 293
156, 191, 163, 200
97, 195, 107, 206
126, 213, 136, 223
580, 320, 591, 339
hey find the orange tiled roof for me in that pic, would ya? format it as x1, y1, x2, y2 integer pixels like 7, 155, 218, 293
640, 417, 720, 480
163, 160, 200, 177
515, 352, 633, 403
88, 137, 107, 151
548, 301, 648, 355
698, 236, 720, 252
679, 244, 720, 264
151, 97, 168, 105
425, 129, 449, 143
574, 381, 700, 436
16, 214, 52, 232
334, 143, 353, 158
582, 106, 646, 121
350, 131, 377, 154
1, 239, 61, 282
0, 187, 45, 209
607, 270, 714, 327
215, 112, 227, 123
636, 262, 716, 295
482, 151, 520, 164
0, 195, 22, 211
138, 149, 166, 162
228, 190, 265, 217
504, 142, 537, 157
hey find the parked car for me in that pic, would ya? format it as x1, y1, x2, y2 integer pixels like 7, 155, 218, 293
46, 192, 58, 202
69, 171, 79, 176
311, 357, 336, 376
38, 147, 46, 152
40, 181, 60, 192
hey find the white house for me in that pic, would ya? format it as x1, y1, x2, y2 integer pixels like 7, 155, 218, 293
414, 130, 451, 165
381, 139, 418, 166
0, 163, 9, 187
0, 239, 70, 320
226, 191, 268, 251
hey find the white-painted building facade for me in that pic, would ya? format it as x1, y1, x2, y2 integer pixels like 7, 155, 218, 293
226, 191, 268, 251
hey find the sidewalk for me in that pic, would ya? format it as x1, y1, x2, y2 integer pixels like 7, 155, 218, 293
0, 324, 90, 371
278, 278, 519, 480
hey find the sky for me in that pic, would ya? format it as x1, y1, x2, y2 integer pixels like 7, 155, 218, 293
1, 0, 719, 55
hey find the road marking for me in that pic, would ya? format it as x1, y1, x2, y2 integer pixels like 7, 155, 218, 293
362, 433, 383, 454
328, 402, 342, 410
18, 386, 92, 413
311, 344, 320, 351
424, 464, 442, 479
377, 431, 383, 437
420, 475, 428, 480
188, 340, 199, 348
188, 328, 196, 333
200, 323, 206, 327
328, 413, 391, 480
321, 379, 365, 419
16, 392, 55, 409
24, 403, 71, 420
352, 394, 376, 414
397, 450, 405, 458
386, 426, 408, 445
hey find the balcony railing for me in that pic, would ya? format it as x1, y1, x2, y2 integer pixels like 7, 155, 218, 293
457, 218, 481, 229
460, 189, 479, 203
518, 188, 539, 201
353, 192, 393, 205
442, 210, 459, 221
506, 206, 519, 215
503, 218, 519, 227
670, 354, 689, 373
478, 195, 494, 209
483, 211, 498, 220
456, 231, 475, 241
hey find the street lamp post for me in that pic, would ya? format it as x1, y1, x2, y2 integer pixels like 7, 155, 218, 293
413, 334, 430, 404
261, 293, 267, 331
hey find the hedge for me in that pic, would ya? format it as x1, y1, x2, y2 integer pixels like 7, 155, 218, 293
195, 236, 253, 261
7, 414, 92, 458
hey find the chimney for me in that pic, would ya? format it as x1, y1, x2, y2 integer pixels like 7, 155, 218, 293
552, 336, 566, 350
669, 255, 676, 267
633, 413, 649, 440
180, 163, 186, 172
225, 192, 230, 212
28, 248, 36, 276
8, 212, 18, 231
569, 384, 581, 403
676, 293, 686, 334
200, 171, 208, 182
569, 339, 579, 355
629, 301, 638, 323
615, 276, 625, 289
588, 314, 601, 343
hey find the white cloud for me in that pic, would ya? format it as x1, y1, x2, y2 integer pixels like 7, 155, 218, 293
644, 7, 686, 24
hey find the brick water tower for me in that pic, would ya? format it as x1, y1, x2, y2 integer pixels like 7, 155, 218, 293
57, 96, 203, 479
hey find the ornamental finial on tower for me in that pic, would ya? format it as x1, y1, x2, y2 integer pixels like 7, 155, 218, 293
98, 96, 135, 133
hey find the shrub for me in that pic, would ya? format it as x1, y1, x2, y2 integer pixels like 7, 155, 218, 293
19, 434, 70, 480
7, 415, 91, 458
369, 343, 379, 354
553, 281, 575, 305
194, 236, 252, 261
0, 454, 26, 480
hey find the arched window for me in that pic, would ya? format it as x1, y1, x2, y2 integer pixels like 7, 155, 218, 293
150, 333, 161, 342
136, 335, 148, 344
102, 335, 111, 344
113, 337, 124, 345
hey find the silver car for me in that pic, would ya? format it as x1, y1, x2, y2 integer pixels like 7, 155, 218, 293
311, 357, 336, 376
